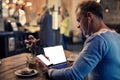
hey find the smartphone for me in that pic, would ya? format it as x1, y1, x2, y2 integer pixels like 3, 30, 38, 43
37, 54, 52, 66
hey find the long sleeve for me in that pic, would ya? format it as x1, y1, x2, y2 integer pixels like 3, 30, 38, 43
48, 34, 108, 80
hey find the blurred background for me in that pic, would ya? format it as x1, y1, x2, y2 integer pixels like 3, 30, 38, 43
0, 0, 120, 58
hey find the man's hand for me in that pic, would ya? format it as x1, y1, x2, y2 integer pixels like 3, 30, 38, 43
36, 57, 49, 72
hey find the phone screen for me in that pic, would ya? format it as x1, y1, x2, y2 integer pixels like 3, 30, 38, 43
37, 54, 52, 66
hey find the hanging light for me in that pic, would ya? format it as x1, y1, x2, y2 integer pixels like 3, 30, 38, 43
13, 0, 17, 3
96, 0, 101, 3
5, 0, 9, 3
26, 2, 32, 7
105, 7, 109, 13
17, 0, 23, 4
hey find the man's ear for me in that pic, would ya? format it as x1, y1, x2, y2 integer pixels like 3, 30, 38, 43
87, 12, 93, 22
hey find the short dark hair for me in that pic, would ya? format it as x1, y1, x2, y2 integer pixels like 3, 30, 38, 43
76, 1, 103, 19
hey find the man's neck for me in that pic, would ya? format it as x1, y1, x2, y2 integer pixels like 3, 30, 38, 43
92, 20, 109, 34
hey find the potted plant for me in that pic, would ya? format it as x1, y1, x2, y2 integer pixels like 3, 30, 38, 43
25, 35, 39, 69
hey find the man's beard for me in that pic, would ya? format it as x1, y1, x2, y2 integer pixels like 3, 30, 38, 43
81, 27, 89, 38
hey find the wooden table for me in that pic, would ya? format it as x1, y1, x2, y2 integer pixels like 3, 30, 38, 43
0, 51, 75, 80
0, 53, 47, 80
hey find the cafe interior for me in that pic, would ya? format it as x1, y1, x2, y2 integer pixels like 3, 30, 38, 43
0, 0, 120, 80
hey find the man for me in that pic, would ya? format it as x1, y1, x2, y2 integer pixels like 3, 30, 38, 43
39, 1, 120, 80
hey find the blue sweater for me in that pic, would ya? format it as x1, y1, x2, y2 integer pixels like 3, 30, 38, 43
49, 29, 120, 80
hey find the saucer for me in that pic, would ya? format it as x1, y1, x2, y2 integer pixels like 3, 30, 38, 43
15, 68, 38, 77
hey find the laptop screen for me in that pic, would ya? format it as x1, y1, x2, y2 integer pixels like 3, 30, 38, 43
43, 45, 67, 65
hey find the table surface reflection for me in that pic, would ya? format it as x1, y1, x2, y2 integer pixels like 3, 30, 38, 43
0, 50, 73, 80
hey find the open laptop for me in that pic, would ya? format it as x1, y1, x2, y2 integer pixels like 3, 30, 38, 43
37, 45, 68, 69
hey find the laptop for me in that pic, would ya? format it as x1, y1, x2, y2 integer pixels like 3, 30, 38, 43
37, 45, 68, 69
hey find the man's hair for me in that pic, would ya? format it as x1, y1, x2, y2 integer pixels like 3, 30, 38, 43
76, 1, 103, 19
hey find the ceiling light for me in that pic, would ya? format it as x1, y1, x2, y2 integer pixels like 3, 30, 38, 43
96, 0, 101, 3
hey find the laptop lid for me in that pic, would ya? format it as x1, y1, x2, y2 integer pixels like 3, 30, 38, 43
43, 45, 67, 65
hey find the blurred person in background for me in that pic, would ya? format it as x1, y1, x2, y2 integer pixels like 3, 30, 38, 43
38, 1, 120, 80
60, 7, 70, 50
8, 2, 26, 31
6, 2, 27, 48
37, 4, 53, 53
